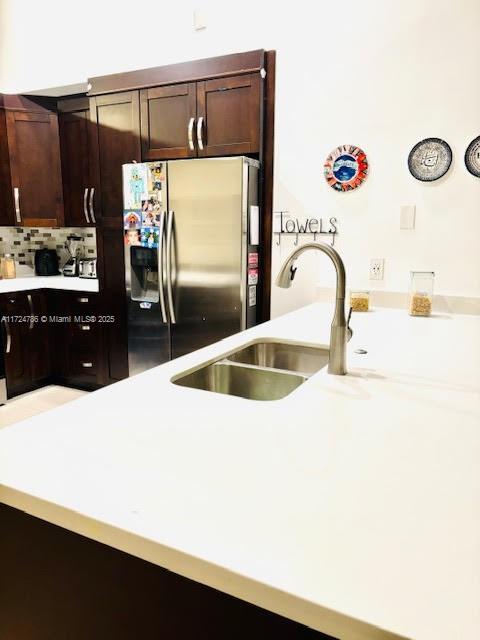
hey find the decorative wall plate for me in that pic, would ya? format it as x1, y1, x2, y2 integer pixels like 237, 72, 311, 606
408, 138, 452, 181
324, 145, 368, 192
464, 135, 480, 177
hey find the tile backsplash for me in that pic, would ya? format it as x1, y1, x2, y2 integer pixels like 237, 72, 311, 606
0, 227, 97, 267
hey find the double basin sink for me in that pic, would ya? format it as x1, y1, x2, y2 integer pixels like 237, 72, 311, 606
172, 340, 329, 401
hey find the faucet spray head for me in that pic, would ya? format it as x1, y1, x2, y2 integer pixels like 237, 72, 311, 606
275, 259, 297, 288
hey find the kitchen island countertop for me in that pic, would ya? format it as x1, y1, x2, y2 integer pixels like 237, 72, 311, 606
0, 303, 479, 640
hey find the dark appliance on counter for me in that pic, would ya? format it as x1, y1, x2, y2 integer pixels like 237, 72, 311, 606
123, 156, 260, 376
78, 258, 97, 279
34, 249, 60, 276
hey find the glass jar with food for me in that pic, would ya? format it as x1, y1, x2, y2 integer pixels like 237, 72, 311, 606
350, 290, 370, 312
409, 271, 434, 316
0, 254, 16, 279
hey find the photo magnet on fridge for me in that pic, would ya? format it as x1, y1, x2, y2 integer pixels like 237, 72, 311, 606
123, 210, 142, 229
140, 227, 160, 249
124, 229, 141, 246
147, 162, 166, 193
141, 199, 162, 227
123, 163, 148, 209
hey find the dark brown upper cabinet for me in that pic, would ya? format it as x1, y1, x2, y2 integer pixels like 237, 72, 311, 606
140, 73, 261, 160
140, 83, 196, 160
0, 98, 64, 227
88, 91, 141, 225
196, 74, 260, 157
58, 97, 95, 227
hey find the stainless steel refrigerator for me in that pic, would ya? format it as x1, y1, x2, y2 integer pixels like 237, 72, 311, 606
122, 156, 260, 376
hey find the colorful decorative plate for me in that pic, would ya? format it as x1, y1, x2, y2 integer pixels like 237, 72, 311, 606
408, 138, 452, 181
464, 135, 480, 178
324, 145, 368, 192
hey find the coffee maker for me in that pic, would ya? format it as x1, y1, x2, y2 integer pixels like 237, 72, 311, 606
62, 234, 84, 277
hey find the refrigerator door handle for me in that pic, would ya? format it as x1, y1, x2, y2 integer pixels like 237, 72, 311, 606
187, 117, 195, 151
166, 210, 176, 324
158, 210, 168, 323
197, 117, 204, 151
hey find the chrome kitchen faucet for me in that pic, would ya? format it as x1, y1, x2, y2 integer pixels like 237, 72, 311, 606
275, 242, 353, 375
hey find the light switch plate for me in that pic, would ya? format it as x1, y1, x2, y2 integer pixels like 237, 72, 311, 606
193, 9, 207, 30
400, 205, 416, 229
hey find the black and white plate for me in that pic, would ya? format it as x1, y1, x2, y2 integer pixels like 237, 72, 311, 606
408, 138, 452, 182
464, 136, 480, 178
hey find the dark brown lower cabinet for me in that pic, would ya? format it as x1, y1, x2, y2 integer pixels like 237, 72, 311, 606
97, 225, 129, 385
0, 291, 51, 397
28, 291, 51, 384
0, 504, 337, 640
0, 287, 126, 396
48, 290, 102, 390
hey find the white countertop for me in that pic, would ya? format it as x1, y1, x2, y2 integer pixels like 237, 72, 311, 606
0, 303, 479, 640
0, 274, 99, 293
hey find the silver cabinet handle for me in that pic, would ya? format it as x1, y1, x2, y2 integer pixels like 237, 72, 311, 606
27, 294, 34, 330
81, 362, 93, 368
88, 188, 96, 223
187, 117, 195, 151
83, 188, 90, 223
158, 210, 168, 323
78, 297, 89, 303
166, 210, 176, 324
13, 187, 21, 223
80, 324, 91, 331
197, 116, 204, 151
3, 320, 11, 354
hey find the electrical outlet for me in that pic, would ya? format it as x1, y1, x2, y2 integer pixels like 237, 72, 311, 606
369, 258, 384, 280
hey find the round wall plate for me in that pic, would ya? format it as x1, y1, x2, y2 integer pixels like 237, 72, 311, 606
408, 138, 452, 181
464, 135, 480, 177
324, 145, 368, 192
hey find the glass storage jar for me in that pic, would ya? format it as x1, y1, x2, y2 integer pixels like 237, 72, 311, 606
409, 271, 434, 316
350, 290, 370, 312
0, 254, 16, 279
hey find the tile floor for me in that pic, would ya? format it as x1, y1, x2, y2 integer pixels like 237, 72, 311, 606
0, 385, 87, 430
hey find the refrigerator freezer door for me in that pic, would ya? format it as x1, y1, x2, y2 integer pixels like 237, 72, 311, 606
167, 157, 248, 359
125, 242, 171, 376
123, 162, 170, 376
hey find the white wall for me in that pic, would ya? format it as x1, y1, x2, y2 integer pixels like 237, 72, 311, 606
1, 0, 479, 316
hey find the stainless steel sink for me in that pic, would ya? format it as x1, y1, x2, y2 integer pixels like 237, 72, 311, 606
171, 339, 329, 401
227, 341, 329, 375
173, 362, 306, 401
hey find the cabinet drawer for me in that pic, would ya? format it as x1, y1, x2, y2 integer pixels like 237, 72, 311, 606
68, 293, 98, 315
69, 320, 98, 341
68, 351, 98, 379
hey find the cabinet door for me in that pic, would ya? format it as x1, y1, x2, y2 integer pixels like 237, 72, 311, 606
1, 294, 31, 395
47, 291, 69, 379
5, 111, 64, 227
88, 91, 141, 224
97, 227, 129, 385
0, 113, 15, 226
196, 74, 261, 157
27, 291, 51, 384
58, 99, 94, 227
140, 84, 197, 160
